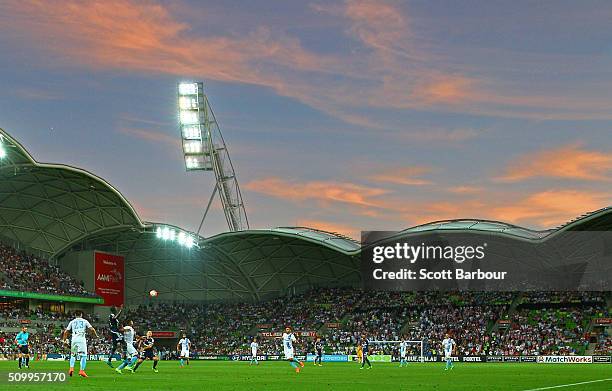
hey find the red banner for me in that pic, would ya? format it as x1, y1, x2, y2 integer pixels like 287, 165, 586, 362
94, 252, 124, 306
594, 318, 612, 325
152, 331, 176, 338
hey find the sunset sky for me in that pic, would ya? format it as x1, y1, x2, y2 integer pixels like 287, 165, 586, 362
0, 0, 611, 239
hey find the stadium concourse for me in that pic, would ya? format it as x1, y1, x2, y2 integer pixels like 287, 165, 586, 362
0, 127, 611, 364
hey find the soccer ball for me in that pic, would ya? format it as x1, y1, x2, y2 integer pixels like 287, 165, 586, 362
149, 289, 158, 297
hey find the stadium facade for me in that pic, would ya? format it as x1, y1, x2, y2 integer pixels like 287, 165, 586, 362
0, 128, 610, 304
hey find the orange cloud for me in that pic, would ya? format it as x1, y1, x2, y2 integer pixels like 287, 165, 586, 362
405, 189, 608, 229
490, 189, 608, 228
296, 219, 360, 240
5, 0, 612, 128
0, 1, 330, 87
344, 0, 408, 55
244, 177, 389, 209
412, 76, 475, 105
499, 144, 612, 182
367, 166, 432, 185
447, 186, 484, 194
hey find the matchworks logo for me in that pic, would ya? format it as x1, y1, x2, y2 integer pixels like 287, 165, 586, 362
536, 356, 593, 364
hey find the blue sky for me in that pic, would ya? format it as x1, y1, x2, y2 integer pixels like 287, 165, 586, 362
0, 0, 610, 238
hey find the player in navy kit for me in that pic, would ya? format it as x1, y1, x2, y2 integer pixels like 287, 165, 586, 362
133, 330, 159, 373
106, 305, 124, 368
314, 337, 323, 366
360, 336, 372, 369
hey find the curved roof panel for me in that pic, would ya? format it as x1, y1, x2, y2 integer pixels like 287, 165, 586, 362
0, 128, 144, 256
554, 206, 612, 232
76, 225, 359, 303
398, 219, 552, 240
236, 227, 359, 253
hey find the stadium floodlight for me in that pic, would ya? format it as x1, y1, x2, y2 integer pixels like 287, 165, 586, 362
178, 81, 211, 173
178, 82, 198, 95
0, 145, 5, 159
154, 225, 198, 249
183, 140, 203, 154
179, 96, 199, 110
182, 125, 201, 140
162, 226, 171, 240
185, 156, 208, 169
179, 110, 199, 125
177, 81, 249, 233
185, 235, 194, 248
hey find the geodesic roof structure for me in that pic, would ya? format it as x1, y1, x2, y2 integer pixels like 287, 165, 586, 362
0, 128, 609, 303
78, 226, 360, 303
0, 128, 144, 256
0, 128, 360, 303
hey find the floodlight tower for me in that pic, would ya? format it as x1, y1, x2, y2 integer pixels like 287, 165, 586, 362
177, 82, 249, 233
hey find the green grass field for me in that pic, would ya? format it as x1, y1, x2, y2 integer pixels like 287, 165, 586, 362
1, 361, 610, 390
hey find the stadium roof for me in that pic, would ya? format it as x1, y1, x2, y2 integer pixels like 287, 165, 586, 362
0, 128, 360, 302
0, 128, 610, 302
397, 219, 552, 240
0, 128, 143, 255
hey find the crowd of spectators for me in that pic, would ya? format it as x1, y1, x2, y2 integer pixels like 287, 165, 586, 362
0, 289, 609, 359
0, 243, 98, 298
520, 292, 607, 305
489, 308, 585, 355
593, 331, 611, 355
115, 290, 609, 357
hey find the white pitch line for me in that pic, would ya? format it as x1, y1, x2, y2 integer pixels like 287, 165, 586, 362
522, 378, 612, 391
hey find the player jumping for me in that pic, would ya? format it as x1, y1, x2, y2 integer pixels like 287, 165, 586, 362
133, 330, 159, 373
15, 326, 30, 369
62, 310, 98, 378
282, 327, 304, 373
115, 320, 139, 374
250, 337, 259, 365
442, 333, 456, 371
177, 333, 191, 367
106, 305, 125, 368
314, 337, 323, 366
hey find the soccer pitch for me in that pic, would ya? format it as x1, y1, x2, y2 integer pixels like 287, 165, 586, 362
0, 361, 610, 390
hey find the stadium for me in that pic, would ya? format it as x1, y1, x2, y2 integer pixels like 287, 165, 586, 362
0, 125, 610, 390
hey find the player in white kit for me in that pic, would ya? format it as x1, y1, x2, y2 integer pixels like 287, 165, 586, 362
250, 337, 259, 366
62, 310, 98, 378
177, 333, 191, 367
399, 339, 408, 367
442, 333, 456, 370
115, 320, 139, 374
281, 327, 304, 373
